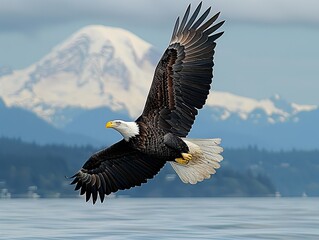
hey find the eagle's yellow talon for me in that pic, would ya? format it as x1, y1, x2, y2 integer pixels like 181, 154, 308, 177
182, 153, 192, 161
175, 153, 192, 165
175, 158, 189, 165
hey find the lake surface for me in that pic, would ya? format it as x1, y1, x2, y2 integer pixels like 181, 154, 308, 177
1, 198, 319, 239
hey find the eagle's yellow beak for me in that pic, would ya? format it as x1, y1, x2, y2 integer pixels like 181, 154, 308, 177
106, 121, 114, 128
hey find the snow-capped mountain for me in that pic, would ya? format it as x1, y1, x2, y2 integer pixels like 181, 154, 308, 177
0, 25, 318, 149
0, 25, 157, 127
1, 25, 316, 127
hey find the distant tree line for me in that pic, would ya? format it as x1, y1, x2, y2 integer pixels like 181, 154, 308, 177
0, 137, 318, 198
222, 146, 319, 197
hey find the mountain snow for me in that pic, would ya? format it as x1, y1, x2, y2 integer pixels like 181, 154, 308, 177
206, 92, 317, 122
0, 25, 155, 124
0, 25, 317, 127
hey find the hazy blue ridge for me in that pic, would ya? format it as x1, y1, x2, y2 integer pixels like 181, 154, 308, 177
1, 98, 318, 150
0, 99, 102, 146
190, 107, 319, 150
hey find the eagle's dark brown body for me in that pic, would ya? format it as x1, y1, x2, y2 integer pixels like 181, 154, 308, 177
129, 116, 189, 159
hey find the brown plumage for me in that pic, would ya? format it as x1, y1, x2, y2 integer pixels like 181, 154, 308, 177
70, 2, 224, 204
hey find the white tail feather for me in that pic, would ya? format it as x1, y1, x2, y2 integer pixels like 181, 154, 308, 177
170, 138, 223, 184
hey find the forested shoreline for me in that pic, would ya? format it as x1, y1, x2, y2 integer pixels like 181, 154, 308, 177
0, 137, 318, 198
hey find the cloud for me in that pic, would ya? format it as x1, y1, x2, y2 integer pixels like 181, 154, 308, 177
0, 0, 176, 32
215, 0, 319, 25
0, 0, 318, 33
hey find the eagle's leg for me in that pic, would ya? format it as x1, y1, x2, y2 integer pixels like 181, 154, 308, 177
164, 133, 192, 165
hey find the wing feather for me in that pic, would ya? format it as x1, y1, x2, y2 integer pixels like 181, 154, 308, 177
197, 12, 221, 32
70, 140, 166, 204
177, 4, 191, 35
170, 17, 180, 42
204, 21, 225, 36
140, 3, 224, 137
191, 7, 211, 29
184, 2, 202, 30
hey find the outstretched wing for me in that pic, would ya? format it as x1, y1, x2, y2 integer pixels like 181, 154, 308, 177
70, 140, 166, 204
140, 3, 224, 137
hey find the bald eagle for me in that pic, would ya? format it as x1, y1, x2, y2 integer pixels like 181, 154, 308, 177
70, 2, 224, 204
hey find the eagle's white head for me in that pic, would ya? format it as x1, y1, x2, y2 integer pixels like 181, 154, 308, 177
106, 120, 139, 141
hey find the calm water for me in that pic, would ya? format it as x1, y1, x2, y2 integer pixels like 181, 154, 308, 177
1, 198, 319, 239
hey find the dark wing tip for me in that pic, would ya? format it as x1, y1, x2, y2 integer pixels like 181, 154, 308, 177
171, 3, 224, 43
198, 1, 203, 9
177, 4, 191, 35
170, 16, 180, 42
191, 5, 211, 30
185, 2, 202, 30
67, 172, 80, 180
69, 170, 100, 204
70, 177, 78, 185
70, 155, 166, 204
204, 20, 225, 39
209, 31, 225, 42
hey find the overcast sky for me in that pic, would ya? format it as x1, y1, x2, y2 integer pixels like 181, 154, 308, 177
1, 0, 318, 105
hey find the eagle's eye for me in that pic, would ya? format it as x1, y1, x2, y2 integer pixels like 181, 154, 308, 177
114, 121, 121, 126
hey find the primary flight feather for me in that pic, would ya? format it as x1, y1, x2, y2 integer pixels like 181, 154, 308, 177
70, 2, 224, 204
